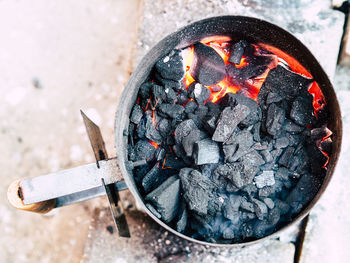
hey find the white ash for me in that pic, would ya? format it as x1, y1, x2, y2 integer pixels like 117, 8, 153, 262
254, 171, 275, 189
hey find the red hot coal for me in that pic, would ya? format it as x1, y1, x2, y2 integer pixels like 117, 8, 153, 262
127, 37, 332, 243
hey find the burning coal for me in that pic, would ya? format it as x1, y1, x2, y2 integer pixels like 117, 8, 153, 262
128, 37, 332, 243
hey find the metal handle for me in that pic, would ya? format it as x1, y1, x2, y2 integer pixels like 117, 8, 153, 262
7, 158, 128, 212
7, 110, 131, 237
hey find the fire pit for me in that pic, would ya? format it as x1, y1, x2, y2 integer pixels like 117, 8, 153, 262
116, 16, 342, 245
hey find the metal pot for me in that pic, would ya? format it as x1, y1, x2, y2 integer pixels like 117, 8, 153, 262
8, 16, 342, 247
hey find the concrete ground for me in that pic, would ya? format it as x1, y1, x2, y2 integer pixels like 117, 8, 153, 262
0, 1, 141, 262
1, 0, 350, 262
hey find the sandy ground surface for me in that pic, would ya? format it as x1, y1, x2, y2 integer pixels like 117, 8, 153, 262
0, 1, 141, 262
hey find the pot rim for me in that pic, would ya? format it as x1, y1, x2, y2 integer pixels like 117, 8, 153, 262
114, 15, 342, 247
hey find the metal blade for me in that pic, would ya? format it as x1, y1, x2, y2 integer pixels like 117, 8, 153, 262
102, 178, 131, 237
81, 110, 130, 238
80, 110, 108, 164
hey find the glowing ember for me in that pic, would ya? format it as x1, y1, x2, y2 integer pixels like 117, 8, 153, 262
149, 140, 159, 149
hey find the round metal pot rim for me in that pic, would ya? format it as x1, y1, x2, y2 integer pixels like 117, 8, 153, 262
114, 15, 342, 247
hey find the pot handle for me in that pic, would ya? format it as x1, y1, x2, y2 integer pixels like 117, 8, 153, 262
7, 157, 128, 213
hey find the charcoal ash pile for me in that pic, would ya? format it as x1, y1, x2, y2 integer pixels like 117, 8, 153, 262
127, 39, 332, 243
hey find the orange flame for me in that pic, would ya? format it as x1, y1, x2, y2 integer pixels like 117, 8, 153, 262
149, 141, 159, 149
184, 47, 195, 88
235, 56, 248, 68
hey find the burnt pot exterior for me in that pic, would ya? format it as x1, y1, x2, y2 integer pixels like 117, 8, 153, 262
114, 16, 342, 247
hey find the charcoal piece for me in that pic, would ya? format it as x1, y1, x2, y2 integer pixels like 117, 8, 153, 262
193, 139, 220, 165
289, 155, 302, 172
225, 162, 258, 189
177, 90, 189, 104
266, 92, 283, 104
179, 168, 217, 215
139, 82, 153, 99
151, 84, 167, 103
222, 143, 237, 163
284, 120, 304, 134
242, 150, 265, 167
240, 222, 254, 238
188, 83, 211, 104
157, 118, 171, 137
218, 93, 236, 108
278, 146, 295, 167
146, 203, 161, 219
155, 50, 184, 81
206, 101, 221, 118
253, 122, 261, 141
191, 214, 214, 239
225, 128, 253, 146
190, 42, 226, 85
173, 144, 186, 159
155, 148, 165, 161
286, 174, 321, 214
223, 195, 242, 220
154, 72, 182, 91
134, 163, 151, 184
275, 136, 289, 149
145, 176, 180, 223
134, 140, 156, 161
241, 212, 256, 221
200, 163, 219, 178
254, 171, 275, 189
182, 129, 200, 157
164, 87, 177, 102
253, 221, 274, 238
225, 130, 254, 162
136, 116, 146, 138
128, 144, 136, 161
176, 203, 188, 233
212, 105, 250, 142
268, 207, 280, 225
159, 103, 185, 119
226, 183, 239, 193
275, 199, 290, 215
185, 100, 198, 114
207, 195, 225, 216
234, 93, 261, 127
263, 198, 275, 209
253, 142, 267, 151
275, 167, 289, 181
260, 149, 273, 163
307, 143, 328, 173
130, 104, 144, 124
199, 130, 209, 140
258, 186, 275, 197
266, 103, 285, 136
226, 63, 269, 83
145, 113, 162, 144
166, 136, 175, 146
258, 65, 313, 103
222, 226, 235, 239
204, 115, 217, 135
320, 137, 332, 154
228, 40, 251, 64
162, 155, 187, 170
310, 126, 332, 140
142, 162, 162, 193
174, 119, 197, 144
290, 92, 314, 126
240, 197, 255, 213
251, 198, 268, 220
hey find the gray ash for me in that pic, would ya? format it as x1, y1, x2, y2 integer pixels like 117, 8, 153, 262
127, 38, 332, 244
